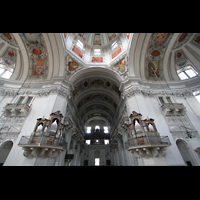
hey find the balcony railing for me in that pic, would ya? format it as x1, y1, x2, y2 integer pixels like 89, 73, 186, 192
3, 103, 31, 117
18, 135, 68, 150
161, 103, 186, 116
125, 135, 171, 150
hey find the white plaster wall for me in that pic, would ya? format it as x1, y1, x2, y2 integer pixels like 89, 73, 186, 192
125, 93, 186, 165
3, 94, 58, 166
0, 96, 14, 115
176, 96, 200, 132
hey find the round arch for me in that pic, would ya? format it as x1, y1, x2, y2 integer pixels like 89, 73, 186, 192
0, 140, 13, 166
176, 139, 198, 166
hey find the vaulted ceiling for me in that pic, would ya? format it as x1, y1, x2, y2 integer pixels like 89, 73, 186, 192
1, 33, 200, 135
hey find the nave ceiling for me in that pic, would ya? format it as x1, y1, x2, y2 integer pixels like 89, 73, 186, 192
0, 33, 200, 134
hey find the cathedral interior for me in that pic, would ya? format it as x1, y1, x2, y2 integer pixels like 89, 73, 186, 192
0, 33, 200, 166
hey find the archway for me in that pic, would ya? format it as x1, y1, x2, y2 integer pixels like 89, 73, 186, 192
176, 139, 197, 166
0, 141, 13, 166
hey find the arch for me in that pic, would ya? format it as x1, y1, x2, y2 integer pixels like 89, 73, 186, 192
176, 139, 198, 166
69, 67, 123, 85
0, 140, 13, 166
128, 33, 140, 77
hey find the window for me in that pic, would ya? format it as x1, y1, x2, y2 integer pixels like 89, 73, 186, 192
95, 125, 100, 130
178, 72, 189, 80
17, 96, 25, 104
166, 97, 172, 103
104, 126, 108, 133
86, 127, 91, 133
77, 40, 83, 49
158, 97, 165, 104
95, 158, 100, 166
177, 66, 198, 80
193, 91, 200, 103
185, 69, 197, 78
26, 97, 33, 106
195, 95, 200, 103
94, 49, 101, 55
112, 41, 118, 50
85, 140, 91, 145
96, 139, 99, 143
104, 139, 109, 145
0, 63, 13, 79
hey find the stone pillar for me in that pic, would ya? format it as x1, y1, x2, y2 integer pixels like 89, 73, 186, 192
116, 135, 125, 166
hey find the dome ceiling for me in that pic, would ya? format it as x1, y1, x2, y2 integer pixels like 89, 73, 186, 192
71, 33, 122, 47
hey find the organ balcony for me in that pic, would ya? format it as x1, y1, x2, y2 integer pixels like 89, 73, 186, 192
161, 103, 186, 116
124, 111, 171, 158
3, 103, 31, 117
18, 111, 68, 158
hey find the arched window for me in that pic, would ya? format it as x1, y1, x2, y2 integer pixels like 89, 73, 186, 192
95, 125, 100, 132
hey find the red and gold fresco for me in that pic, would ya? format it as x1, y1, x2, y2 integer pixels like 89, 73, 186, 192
3, 33, 12, 40
32, 48, 42, 55
112, 47, 122, 59
114, 58, 126, 72
8, 50, 14, 57
68, 57, 80, 72
32, 59, 45, 76
127, 33, 130, 39
155, 33, 168, 46
92, 57, 103, 62
72, 46, 83, 58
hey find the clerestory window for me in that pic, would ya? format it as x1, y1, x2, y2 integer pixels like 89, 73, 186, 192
177, 65, 198, 80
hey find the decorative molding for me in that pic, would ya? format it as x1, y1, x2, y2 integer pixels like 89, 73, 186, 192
37, 86, 70, 98
123, 85, 195, 99
172, 33, 193, 50
19, 33, 48, 80
0, 33, 18, 47
145, 33, 174, 81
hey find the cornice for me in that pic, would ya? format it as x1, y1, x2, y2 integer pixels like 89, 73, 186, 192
123, 85, 195, 99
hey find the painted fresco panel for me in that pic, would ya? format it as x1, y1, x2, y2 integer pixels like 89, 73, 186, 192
114, 58, 126, 72
108, 33, 116, 41
32, 59, 45, 76
148, 60, 159, 77
112, 47, 122, 59
78, 33, 87, 41
94, 33, 101, 45
92, 57, 103, 62
72, 46, 83, 58
68, 57, 80, 72
24, 33, 40, 44
155, 33, 168, 46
